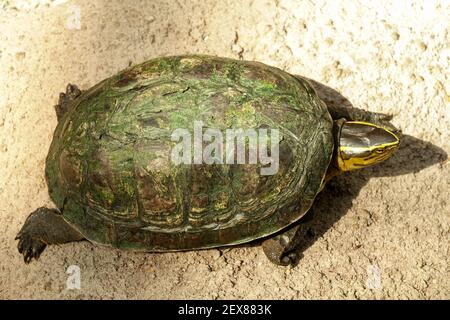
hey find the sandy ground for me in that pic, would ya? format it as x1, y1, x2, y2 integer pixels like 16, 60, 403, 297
0, 0, 449, 299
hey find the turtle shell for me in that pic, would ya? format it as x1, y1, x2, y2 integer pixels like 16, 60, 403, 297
45, 55, 334, 251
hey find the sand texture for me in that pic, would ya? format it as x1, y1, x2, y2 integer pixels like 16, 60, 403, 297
0, 0, 449, 299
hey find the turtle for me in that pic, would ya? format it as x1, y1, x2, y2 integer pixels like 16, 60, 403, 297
16, 55, 400, 265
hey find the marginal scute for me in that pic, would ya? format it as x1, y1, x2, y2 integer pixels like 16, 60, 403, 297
59, 149, 83, 188
45, 55, 334, 251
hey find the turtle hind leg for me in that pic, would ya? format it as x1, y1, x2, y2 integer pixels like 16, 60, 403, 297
262, 212, 315, 266
16, 207, 84, 264
54, 83, 82, 121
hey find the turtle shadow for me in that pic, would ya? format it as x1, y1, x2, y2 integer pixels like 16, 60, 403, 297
299, 133, 447, 262
250, 78, 448, 267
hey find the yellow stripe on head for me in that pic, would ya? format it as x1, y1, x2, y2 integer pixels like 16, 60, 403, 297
337, 121, 400, 171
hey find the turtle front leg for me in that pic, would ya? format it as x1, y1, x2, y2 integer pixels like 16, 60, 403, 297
16, 207, 84, 264
54, 83, 82, 121
327, 105, 401, 135
262, 216, 315, 266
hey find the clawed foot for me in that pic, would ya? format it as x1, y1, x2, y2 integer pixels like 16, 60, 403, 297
15, 231, 47, 264
369, 112, 402, 137
262, 234, 302, 266
54, 83, 82, 120
372, 112, 393, 122
262, 223, 312, 266
279, 251, 300, 266
16, 207, 85, 264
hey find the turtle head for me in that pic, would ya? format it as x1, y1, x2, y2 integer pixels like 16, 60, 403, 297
336, 121, 400, 172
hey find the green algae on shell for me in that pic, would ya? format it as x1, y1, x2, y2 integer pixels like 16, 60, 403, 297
45, 55, 334, 251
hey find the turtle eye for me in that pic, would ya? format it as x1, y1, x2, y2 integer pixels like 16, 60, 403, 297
375, 149, 384, 154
